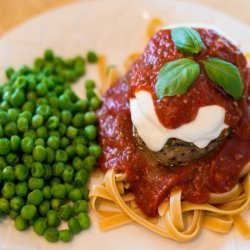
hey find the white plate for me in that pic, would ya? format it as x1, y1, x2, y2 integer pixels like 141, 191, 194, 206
0, 0, 250, 249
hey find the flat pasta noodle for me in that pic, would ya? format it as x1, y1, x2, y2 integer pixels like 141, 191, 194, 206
146, 17, 165, 39
90, 169, 250, 242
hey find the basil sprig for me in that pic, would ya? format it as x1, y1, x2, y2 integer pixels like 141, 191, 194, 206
171, 27, 204, 55
155, 58, 200, 98
201, 58, 243, 100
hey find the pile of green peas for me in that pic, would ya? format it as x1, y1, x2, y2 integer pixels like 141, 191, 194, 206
0, 49, 102, 243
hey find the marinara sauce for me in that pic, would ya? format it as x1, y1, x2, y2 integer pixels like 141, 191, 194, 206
97, 29, 250, 217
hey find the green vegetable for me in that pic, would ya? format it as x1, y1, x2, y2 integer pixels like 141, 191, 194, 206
87, 51, 98, 63
171, 27, 204, 55
33, 217, 47, 235
44, 227, 59, 243
68, 217, 81, 234
201, 57, 243, 100
155, 58, 200, 98
21, 204, 37, 220
77, 212, 90, 229
0, 49, 101, 243
27, 189, 44, 206
15, 215, 29, 231
59, 229, 72, 243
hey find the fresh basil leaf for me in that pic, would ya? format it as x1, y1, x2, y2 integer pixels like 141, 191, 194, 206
201, 58, 243, 100
171, 27, 204, 55
155, 58, 200, 98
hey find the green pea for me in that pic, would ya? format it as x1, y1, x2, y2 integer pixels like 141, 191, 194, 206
0, 198, 10, 213
47, 136, 60, 150
10, 89, 25, 108
47, 210, 60, 227
10, 196, 25, 211
10, 135, 21, 152
16, 182, 28, 197
55, 150, 68, 163
0, 101, 10, 111
4, 122, 18, 137
45, 147, 55, 164
22, 101, 35, 113
76, 144, 89, 157
27, 91, 37, 102
50, 177, 61, 186
44, 227, 59, 243
0, 138, 10, 155
59, 204, 73, 221
51, 184, 66, 199
52, 162, 65, 177
65, 145, 76, 159
22, 154, 34, 168
84, 155, 97, 171
15, 215, 29, 231
73, 200, 88, 214
44, 49, 54, 61
21, 204, 37, 220
36, 105, 52, 120
33, 217, 47, 235
86, 89, 96, 100
9, 209, 19, 219
0, 111, 9, 125
58, 124, 67, 137
62, 166, 74, 183
90, 96, 102, 110
32, 114, 43, 128
37, 126, 48, 139
28, 177, 45, 190
61, 137, 70, 149
85, 79, 95, 90
47, 116, 59, 130
83, 125, 97, 140
77, 212, 90, 229
8, 108, 20, 122
5, 67, 15, 79
15, 164, 28, 181
80, 186, 89, 201
35, 138, 46, 146
87, 51, 98, 63
2, 182, 15, 199
6, 153, 19, 165
23, 129, 37, 140
68, 217, 81, 234
28, 189, 44, 206
69, 188, 83, 202
58, 95, 72, 110
75, 100, 89, 112
31, 162, 45, 177
17, 117, 29, 132
83, 111, 97, 125
39, 200, 50, 216
61, 110, 72, 125
21, 136, 34, 153
51, 198, 63, 211
74, 169, 88, 187
2, 166, 15, 181
72, 157, 84, 171
59, 229, 72, 243
42, 186, 52, 200
33, 145, 46, 162
36, 82, 48, 96
0, 156, 7, 170
19, 111, 32, 123
72, 113, 84, 128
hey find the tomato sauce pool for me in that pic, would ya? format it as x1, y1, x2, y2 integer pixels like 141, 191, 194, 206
97, 29, 250, 217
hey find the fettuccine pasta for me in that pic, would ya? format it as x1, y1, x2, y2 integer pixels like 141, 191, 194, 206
90, 169, 250, 242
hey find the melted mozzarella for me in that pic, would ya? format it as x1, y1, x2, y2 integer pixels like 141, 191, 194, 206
130, 90, 228, 152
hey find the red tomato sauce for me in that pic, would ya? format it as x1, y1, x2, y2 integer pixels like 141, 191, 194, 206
97, 29, 250, 217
